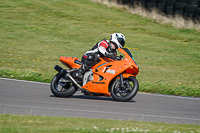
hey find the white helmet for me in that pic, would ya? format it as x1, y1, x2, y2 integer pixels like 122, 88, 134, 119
110, 33, 126, 48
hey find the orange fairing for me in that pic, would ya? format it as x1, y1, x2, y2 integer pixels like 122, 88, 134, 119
118, 48, 139, 75
59, 56, 81, 69
82, 48, 139, 94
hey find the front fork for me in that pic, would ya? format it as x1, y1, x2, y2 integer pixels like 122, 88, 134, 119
120, 74, 125, 88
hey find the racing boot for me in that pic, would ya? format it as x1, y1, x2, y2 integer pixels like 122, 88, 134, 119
73, 65, 85, 80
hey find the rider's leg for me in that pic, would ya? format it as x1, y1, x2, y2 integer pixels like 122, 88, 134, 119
75, 53, 99, 80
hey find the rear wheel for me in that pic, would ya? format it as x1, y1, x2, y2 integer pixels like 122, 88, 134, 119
50, 73, 77, 97
111, 76, 139, 102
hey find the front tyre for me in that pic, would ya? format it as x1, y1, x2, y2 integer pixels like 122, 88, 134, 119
111, 76, 139, 102
51, 73, 77, 97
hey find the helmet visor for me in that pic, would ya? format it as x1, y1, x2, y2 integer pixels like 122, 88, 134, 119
117, 38, 125, 47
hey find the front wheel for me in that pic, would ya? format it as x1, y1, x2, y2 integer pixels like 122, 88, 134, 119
50, 73, 77, 97
111, 76, 139, 102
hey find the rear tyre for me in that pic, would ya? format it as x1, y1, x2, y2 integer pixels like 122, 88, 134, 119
51, 73, 77, 97
111, 76, 139, 102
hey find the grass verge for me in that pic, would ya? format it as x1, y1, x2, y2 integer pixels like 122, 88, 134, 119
0, 114, 199, 133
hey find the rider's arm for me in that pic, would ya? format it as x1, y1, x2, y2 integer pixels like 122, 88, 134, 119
98, 40, 109, 56
98, 40, 117, 60
99, 46, 108, 56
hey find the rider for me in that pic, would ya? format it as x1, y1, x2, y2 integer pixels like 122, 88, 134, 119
74, 33, 126, 80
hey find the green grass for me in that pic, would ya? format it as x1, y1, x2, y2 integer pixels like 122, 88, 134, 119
0, 0, 199, 97
0, 114, 199, 133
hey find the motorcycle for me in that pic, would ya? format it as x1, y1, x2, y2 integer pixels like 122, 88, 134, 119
51, 48, 139, 102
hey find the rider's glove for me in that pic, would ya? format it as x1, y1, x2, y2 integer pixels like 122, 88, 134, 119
105, 53, 116, 60
116, 55, 123, 60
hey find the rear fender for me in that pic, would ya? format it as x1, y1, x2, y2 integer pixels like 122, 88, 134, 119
59, 56, 81, 69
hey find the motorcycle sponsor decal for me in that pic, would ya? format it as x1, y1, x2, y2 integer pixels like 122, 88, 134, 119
92, 81, 105, 84
106, 69, 115, 74
102, 67, 106, 73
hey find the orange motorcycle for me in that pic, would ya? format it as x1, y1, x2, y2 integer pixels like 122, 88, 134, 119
51, 48, 139, 102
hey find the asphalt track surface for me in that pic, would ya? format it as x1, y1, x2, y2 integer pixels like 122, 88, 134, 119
0, 78, 200, 125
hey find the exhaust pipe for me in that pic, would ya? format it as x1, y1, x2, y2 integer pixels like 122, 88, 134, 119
54, 65, 89, 92
54, 65, 68, 75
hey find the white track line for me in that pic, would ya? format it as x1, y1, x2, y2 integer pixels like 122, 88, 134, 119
0, 77, 50, 85
1, 103, 200, 122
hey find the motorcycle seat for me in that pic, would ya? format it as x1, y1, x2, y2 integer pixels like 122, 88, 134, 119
74, 60, 83, 65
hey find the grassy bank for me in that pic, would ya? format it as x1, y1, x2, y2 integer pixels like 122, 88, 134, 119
0, 114, 199, 133
0, 0, 199, 97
